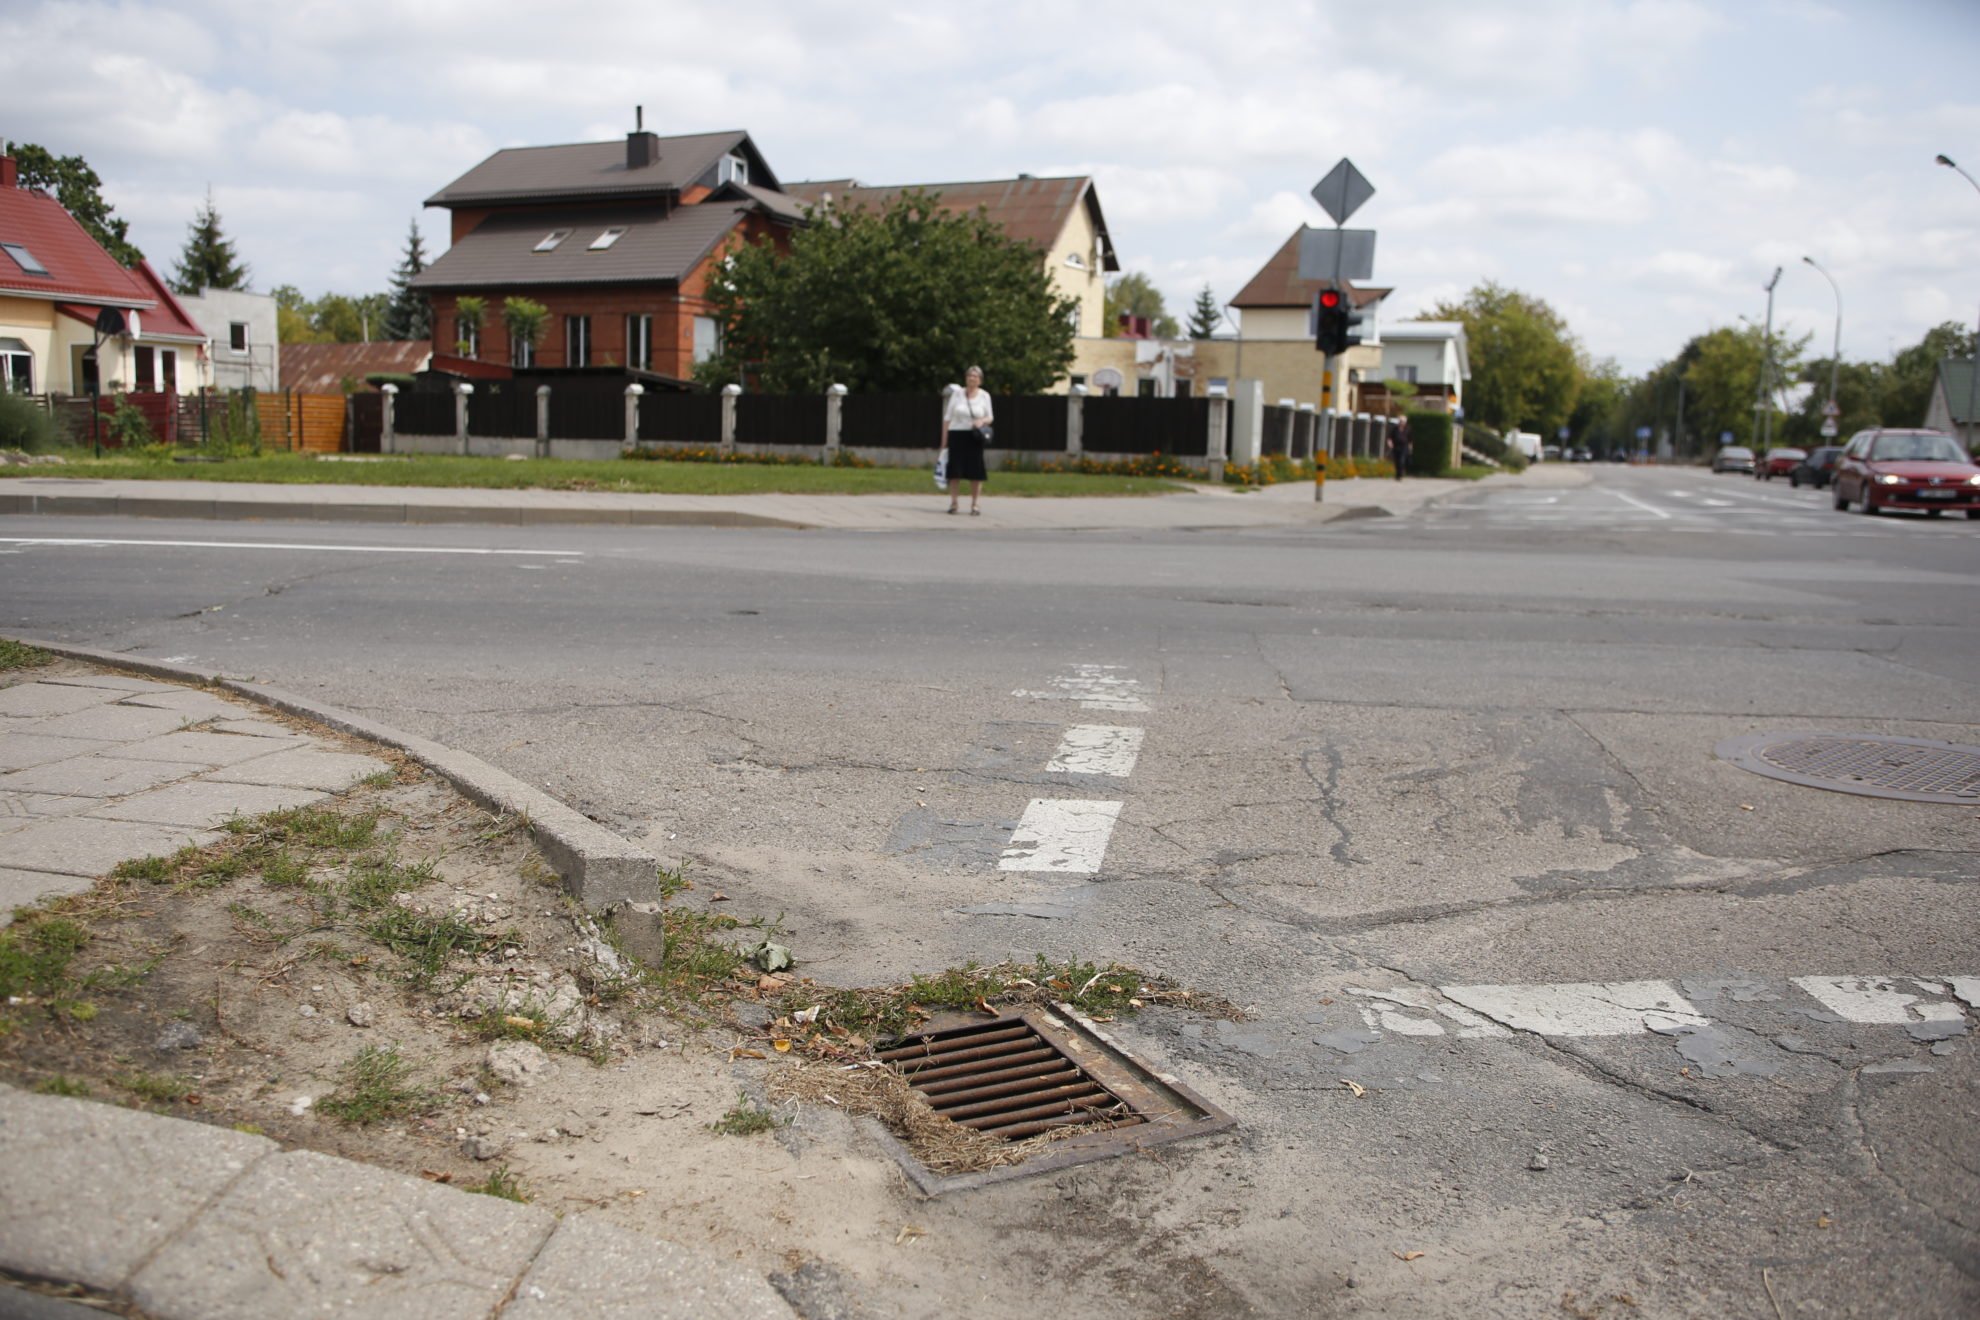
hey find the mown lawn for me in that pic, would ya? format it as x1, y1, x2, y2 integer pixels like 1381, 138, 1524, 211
0, 452, 1195, 498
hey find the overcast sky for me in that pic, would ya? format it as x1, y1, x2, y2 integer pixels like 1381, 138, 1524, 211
4, 0, 1977, 374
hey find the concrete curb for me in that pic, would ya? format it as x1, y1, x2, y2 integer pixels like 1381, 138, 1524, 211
0, 489, 811, 531
0, 1084, 796, 1319
4, 639, 659, 909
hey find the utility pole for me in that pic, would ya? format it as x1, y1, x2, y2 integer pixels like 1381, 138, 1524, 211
1756, 267, 1781, 450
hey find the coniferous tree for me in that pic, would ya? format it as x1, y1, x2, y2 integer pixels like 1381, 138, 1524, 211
1187, 285, 1222, 339
381, 219, 432, 342
170, 191, 250, 295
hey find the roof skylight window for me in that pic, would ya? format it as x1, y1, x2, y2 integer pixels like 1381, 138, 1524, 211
533, 230, 573, 253
1, 242, 50, 276
588, 227, 628, 251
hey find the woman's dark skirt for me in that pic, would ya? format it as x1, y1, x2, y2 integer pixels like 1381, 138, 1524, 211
946, 429, 988, 482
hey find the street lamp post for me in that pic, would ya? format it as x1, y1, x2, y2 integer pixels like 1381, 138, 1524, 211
1756, 267, 1781, 451
1934, 155, 1980, 451
1802, 255, 1842, 435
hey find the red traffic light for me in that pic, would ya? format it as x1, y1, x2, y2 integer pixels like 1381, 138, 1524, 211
1317, 288, 1344, 310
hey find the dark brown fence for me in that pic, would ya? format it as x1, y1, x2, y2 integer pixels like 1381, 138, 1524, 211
547, 381, 625, 440
395, 391, 455, 435
638, 392, 722, 443
1081, 396, 1212, 456
988, 395, 1068, 452
468, 385, 535, 437
736, 394, 827, 446
350, 393, 383, 452
841, 394, 943, 448
1260, 404, 1293, 455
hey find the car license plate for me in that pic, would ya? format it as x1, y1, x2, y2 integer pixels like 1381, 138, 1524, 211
1915, 489, 1955, 499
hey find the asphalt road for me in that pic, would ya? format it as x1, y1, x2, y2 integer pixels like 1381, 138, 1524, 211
4, 462, 1977, 1319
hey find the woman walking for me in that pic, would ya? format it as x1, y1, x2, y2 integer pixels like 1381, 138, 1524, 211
940, 365, 994, 515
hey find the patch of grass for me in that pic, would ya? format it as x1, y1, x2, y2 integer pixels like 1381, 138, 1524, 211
315, 1044, 437, 1124
462, 1164, 532, 1203
655, 863, 691, 900
34, 1075, 90, 1096
109, 854, 176, 884
708, 1091, 783, 1136
341, 853, 438, 911
0, 917, 115, 1025
4, 451, 1188, 498
0, 638, 53, 670
360, 769, 397, 789
363, 907, 491, 986
236, 804, 381, 851
655, 908, 749, 997
475, 812, 529, 843
115, 1071, 192, 1104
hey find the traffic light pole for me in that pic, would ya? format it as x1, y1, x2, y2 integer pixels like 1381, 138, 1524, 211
1316, 226, 1345, 503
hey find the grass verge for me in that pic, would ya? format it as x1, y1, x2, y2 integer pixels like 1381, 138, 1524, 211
316, 1044, 437, 1124
0, 639, 53, 671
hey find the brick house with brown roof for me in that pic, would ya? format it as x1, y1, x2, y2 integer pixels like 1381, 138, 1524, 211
410, 122, 803, 380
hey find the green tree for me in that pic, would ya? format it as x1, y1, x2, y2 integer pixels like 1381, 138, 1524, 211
381, 220, 432, 343
170, 191, 249, 295
10, 143, 143, 266
1104, 272, 1178, 338
310, 292, 392, 343
1566, 358, 1631, 452
272, 285, 324, 344
1186, 284, 1222, 339
696, 190, 1076, 394
1423, 282, 1582, 435
501, 297, 550, 366
1882, 321, 1975, 428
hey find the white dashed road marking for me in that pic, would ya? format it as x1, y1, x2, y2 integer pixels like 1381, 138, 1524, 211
999, 799, 1122, 874
1013, 664, 1150, 712
1047, 725, 1144, 778
1438, 981, 1709, 1036
1791, 975, 1971, 1023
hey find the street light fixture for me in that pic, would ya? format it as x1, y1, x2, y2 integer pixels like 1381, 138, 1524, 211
1802, 256, 1842, 436
1756, 266, 1781, 451
1935, 154, 1980, 450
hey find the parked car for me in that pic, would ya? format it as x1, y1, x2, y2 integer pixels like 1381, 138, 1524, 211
1573, 446, 1593, 462
1541, 444, 1561, 461
1757, 447, 1806, 480
1831, 428, 1980, 517
1712, 445, 1756, 473
1789, 446, 1842, 489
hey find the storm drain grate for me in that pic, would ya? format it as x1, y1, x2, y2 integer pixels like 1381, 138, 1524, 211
869, 1006, 1234, 1195
1715, 731, 1980, 803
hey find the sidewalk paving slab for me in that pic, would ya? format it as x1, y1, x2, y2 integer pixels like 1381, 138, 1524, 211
84, 780, 327, 829
0, 1085, 277, 1290
0, 686, 118, 720
0, 755, 211, 799
127, 1149, 557, 1320
0, 866, 94, 910
0, 815, 219, 877
0, 735, 114, 773
502, 1213, 800, 1320
114, 689, 257, 720
20, 706, 191, 743
116, 729, 312, 765
39, 675, 186, 695
206, 747, 390, 792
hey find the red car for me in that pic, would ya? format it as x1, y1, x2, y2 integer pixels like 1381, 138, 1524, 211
1831, 429, 1980, 518
1757, 447, 1806, 480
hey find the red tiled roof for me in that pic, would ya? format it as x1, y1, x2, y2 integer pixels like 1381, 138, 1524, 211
126, 260, 207, 340
1232, 230, 1391, 309
0, 184, 153, 308
783, 175, 1118, 270
280, 341, 433, 393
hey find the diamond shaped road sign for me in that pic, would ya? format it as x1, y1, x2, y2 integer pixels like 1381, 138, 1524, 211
1311, 158, 1375, 226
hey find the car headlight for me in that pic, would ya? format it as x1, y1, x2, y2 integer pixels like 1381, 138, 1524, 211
1967, 474, 1980, 486
1875, 473, 1901, 485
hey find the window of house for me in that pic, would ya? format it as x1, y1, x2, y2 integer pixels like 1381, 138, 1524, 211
626, 314, 653, 371
1207, 378, 1229, 396
533, 230, 573, 253
133, 345, 156, 392
228, 322, 248, 352
566, 315, 592, 367
1, 242, 49, 276
692, 315, 719, 364
513, 333, 535, 368
160, 348, 177, 394
1068, 374, 1087, 390
1136, 378, 1157, 398
588, 227, 627, 251
717, 155, 749, 187
0, 338, 33, 393
1174, 379, 1192, 399
1394, 365, 1418, 383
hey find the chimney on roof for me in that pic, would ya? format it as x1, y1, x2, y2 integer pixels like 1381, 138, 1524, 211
627, 106, 659, 170
0, 155, 15, 190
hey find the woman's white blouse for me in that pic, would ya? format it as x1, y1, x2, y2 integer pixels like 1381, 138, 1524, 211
944, 389, 993, 431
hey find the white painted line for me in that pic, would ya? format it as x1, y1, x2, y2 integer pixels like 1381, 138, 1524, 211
998, 799, 1122, 874
1048, 725, 1144, 777
1348, 986, 1510, 1038
1603, 489, 1675, 520
0, 537, 586, 557
1013, 664, 1149, 712
1699, 498, 1736, 507
1791, 976, 1965, 1024
1439, 981, 1706, 1037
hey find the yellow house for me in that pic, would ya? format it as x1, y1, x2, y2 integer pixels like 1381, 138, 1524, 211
1228, 229, 1389, 414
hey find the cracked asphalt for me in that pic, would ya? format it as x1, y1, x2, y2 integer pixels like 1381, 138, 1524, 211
4, 462, 1978, 1318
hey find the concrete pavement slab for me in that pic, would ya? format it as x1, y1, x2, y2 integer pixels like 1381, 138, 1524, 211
0, 816, 218, 876
0, 792, 100, 828
207, 747, 389, 791
0, 867, 94, 919
0, 1084, 275, 1290
0, 755, 209, 799
208, 717, 301, 739
85, 781, 328, 829
21, 705, 191, 742
126, 1149, 555, 1320
503, 1214, 797, 1320
116, 729, 310, 765
0, 685, 116, 719
0, 732, 114, 772
112, 689, 250, 720
38, 674, 185, 695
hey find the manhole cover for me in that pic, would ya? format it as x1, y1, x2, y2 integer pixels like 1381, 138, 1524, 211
1715, 731, 1980, 803
869, 1006, 1233, 1194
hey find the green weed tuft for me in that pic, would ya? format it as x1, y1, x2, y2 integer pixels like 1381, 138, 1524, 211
115, 1071, 191, 1104
315, 1044, 436, 1124
462, 1164, 532, 1202
34, 1075, 90, 1096
708, 1091, 783, 1136
0, 638, 53, 670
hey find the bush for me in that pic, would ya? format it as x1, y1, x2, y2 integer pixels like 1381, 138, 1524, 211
0, 391, 60, 453
1405, 411, 1453, 476
999, 451, 1199, 478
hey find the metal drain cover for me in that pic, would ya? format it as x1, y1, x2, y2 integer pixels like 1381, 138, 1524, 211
1715, 731, 1980, 803
869, 1006, 1233, 1195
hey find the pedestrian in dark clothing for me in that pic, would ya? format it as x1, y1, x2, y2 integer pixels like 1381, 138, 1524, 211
1390, 417, 1412, 480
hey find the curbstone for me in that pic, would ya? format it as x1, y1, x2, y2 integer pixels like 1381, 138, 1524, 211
502, 1213, 798, 1320
126, 1149, 555, 1320
1, 641, 661, 911
0, 1084, 276, 1291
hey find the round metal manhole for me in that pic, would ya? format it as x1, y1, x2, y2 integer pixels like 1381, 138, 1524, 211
1715, 731, 1980, 804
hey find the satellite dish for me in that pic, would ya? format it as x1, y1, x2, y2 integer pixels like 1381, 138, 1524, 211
94, 307, 126, 336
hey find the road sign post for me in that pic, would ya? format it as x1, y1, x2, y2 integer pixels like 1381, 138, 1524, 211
1305, 159, 1376, 501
